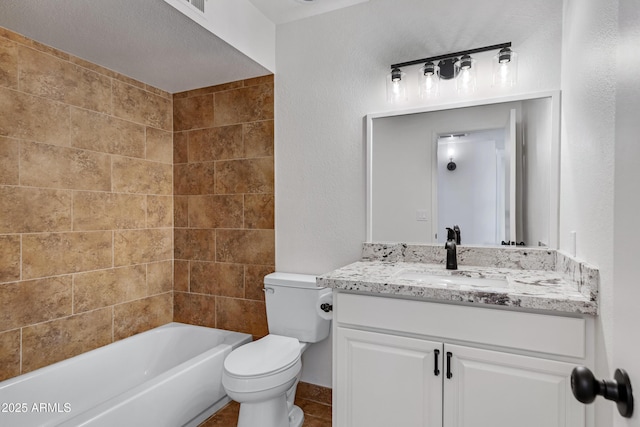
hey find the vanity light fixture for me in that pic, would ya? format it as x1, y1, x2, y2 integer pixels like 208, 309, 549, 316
418, 61, 439, 99
387, 42, 515, 102
386, 67, 407, 103
492, 47, 518, 88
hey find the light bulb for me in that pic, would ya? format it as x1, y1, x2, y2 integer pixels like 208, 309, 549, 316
492, 48, 518, 87
418, 62, 439, 100
455, 56, 476, 94
386, 68, 407, 103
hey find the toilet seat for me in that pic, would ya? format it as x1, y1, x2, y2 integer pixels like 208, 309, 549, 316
224, 335, 301, 377
222, 335, 303, 394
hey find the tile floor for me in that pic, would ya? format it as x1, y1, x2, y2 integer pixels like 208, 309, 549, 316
199, 383, 332, 427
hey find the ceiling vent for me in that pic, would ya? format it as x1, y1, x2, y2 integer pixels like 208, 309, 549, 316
183, 0, 205, 13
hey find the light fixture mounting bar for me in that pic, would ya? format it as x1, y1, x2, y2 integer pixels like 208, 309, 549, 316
390, 42, 512, 70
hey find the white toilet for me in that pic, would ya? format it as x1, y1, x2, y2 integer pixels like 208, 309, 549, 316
222, 272, 332, 427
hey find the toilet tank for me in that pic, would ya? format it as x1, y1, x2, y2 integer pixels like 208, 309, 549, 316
263, 272, 332, 343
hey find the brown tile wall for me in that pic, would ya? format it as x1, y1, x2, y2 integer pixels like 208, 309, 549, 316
173, 76, 275, 339
0, 27, 174, 380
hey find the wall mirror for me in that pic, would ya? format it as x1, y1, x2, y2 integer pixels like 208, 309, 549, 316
366, 91, 560, 248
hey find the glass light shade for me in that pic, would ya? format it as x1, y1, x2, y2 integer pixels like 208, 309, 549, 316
455, 55, 477, 94
418, 62, 440, 99
386, 68, 407, 103
492, 48, 518, 88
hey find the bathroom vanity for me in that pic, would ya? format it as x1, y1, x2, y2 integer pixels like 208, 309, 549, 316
318, 243, 598, 427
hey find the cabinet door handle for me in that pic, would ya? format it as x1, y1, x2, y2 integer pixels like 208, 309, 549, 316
434, 349, 440, 376
446, 351, 453, 379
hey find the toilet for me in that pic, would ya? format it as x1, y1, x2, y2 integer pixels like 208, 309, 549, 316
222, 272, 332, 427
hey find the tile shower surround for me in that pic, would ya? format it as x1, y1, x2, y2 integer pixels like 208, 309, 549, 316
172, 74, 275, 338
0, 26, 275, 382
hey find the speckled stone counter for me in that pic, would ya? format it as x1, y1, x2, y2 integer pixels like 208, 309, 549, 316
317, 244, 599, 315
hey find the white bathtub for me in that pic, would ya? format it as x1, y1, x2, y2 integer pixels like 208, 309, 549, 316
0, 322, 252, 427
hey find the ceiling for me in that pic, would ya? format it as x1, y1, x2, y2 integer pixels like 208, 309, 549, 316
248, 0, 369, 25
0, 0, 368, 94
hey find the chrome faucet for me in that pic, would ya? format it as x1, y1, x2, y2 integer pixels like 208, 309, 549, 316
445, 227, 458, 270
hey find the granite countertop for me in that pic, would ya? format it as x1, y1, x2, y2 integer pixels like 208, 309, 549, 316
317, 260, 598, 315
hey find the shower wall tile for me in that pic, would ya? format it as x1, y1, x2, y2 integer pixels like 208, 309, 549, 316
214, 82, 274, 126
190, 261, 244, 298
146, 127, 173, 164
174, 162, 217, 195
174, 292, 216, 328
22, 307, 113, 373
0, 235, 20, 283
147, 195, 174, 228
188, 194, 244, 229
174, 260, 190, 292
174, 228, 217, 261
73, 265, 147, 313
0, 137, 19, 185
0, 37, 18, 89
244, 194, 275, 229
174, 195, 189, 228
0, 87, 70, 145
18, 46, 112, 114
245, 264, 275, 301
114, 228, 173, 266
0, 27, 69, 60
0, 276, 72, 332
188, 125, 243, 162
147, 261, 173, 295
20, 141, 111, 191
112, 79, 172, 131
0, 329, 20, 381
0, 27, 176, 381
173, 94, 215, 131
215, 157, 274, 194
216, 229, 275, 265
244, 75, 274, 87
73, 191, 146, 231
173, 80, 242, 99
216, 297, 268, 338
70, 107, 146, 157
173, 131, 189, 164
0, 186, 72, 233
173, 77, 274, 337
113, 293, 172, 340
22, 231, 113, 279
112, 156, 172, 195
243, 120, 274, 158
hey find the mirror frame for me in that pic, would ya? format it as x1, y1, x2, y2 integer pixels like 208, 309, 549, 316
365, 90, 561, 248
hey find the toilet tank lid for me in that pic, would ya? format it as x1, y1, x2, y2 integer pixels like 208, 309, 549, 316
264, 272, 323, 289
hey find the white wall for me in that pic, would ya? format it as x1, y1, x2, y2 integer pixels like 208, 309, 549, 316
521, 98, 551, 247
275, 0, 563, 387
613, 1, 640, 426
372, 114, 433, 243
560, 0, 618, 424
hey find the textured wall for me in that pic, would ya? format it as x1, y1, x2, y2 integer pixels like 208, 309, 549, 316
0, 27, 174, 381
172, 76, 275, 339
275, 0, 563, 387
560, 0, 618, 424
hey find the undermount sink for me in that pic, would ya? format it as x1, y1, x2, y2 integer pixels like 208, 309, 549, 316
394, 270, 509, 288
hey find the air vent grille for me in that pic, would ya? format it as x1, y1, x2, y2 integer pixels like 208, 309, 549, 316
182, 0, 205, 13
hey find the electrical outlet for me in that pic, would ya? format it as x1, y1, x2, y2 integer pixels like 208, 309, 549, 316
416, 210, 429, 221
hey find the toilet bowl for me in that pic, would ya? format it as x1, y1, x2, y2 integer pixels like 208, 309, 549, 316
223, 335, 307, 427
221, 272, 332, 427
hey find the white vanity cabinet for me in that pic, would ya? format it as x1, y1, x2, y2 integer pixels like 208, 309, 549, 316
334, 292, 591, 427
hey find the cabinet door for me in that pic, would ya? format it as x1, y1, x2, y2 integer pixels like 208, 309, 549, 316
443, 344, 585, 427
336, 327, 443, 427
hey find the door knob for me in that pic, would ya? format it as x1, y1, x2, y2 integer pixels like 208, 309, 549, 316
571, 366, 634, 418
